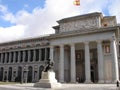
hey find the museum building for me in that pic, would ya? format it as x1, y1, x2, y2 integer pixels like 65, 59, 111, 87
0, 12, 120, 83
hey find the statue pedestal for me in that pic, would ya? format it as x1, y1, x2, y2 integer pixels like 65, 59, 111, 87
34, 71, 61, 88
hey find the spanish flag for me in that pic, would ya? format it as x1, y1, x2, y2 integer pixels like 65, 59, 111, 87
74, 0, 80, 6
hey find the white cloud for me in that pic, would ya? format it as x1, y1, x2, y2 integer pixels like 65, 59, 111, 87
0, 25, 25, 42
108, 0, 120, 23
0, 0, 119, 42
0, 5, 15, 23
0, 5, 7, 13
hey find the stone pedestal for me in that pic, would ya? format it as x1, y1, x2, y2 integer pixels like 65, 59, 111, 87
34, 71, 61, 88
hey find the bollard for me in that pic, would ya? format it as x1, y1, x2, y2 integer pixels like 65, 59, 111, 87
116, 80, 119, 87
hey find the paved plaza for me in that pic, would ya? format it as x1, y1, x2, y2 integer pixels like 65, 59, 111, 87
0, 83, 119, 90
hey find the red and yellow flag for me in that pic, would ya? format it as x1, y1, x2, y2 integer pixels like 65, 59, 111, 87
74, 0, 80, 6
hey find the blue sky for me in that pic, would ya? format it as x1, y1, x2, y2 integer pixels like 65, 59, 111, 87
0, 0, 45, 27
0, 0, 45, 14
0, 0, 120, 42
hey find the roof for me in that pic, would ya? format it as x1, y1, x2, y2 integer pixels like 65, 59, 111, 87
57, 12, 103, 23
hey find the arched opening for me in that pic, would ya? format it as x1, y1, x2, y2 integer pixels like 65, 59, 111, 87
8, 67, 12, 82
39, 65, 44, 79
27, 66, 33, 82
0, 67, 4, 81
17, 66, 22, 82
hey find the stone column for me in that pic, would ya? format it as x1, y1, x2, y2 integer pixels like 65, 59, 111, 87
8, 52, 11, 63
6, 70, 8, 82
32, 67, 35, 82
4, 53, 7, 63
84, 42, 91, 83
50, 46, 54, 61
2, 71, 5, 81
34, 71, 37, 82
33, 50, 36, 62
39, 49, 41, 61
97, 40, 104, 83
17, 51, 21, 63
110, 38, 119, 82
70, 43, 76, 83
21, 68, 24, 83
2, 53, 5, 63
44, 48, 47, 61
23, 65, 28, 83
59, 45, 64, 82
13, 52, 16, 63
0, 53, 3, 63
23, 51, 25, 62
6, 53, 8, 63
28, 50, 31, 62
37, 69, 39, 81
0, 53, 1, 63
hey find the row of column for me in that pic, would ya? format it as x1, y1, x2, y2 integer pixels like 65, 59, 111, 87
50, 39, 119, 83
0, 48, 49, 64
50, 44, 76, 83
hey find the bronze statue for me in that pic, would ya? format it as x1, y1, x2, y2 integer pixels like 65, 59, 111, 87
43, 59, 54, 72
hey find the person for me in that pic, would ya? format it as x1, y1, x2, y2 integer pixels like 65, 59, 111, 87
116, 80, 119, 87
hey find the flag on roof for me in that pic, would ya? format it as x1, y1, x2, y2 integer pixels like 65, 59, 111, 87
74, 0, 80, 6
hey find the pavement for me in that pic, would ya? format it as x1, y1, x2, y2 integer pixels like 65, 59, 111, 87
0, 83, 120, 90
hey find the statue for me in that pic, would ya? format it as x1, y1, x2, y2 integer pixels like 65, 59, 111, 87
34, 59, 61, 88
43, 59, 54, 72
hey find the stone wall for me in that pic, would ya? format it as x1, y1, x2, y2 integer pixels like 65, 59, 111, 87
59, 17, 99, 33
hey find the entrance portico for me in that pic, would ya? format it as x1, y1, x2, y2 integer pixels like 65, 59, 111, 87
52, 39, 119, 83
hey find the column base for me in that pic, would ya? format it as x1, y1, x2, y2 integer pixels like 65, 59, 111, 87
70, 81, 76, 83
98, 80, 104, 83
104, 80, 112, 84
112, 80, 119, 84
59, 80, 64, 83
84, 80, 93, 84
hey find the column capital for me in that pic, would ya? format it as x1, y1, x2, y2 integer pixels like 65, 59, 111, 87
96, 40, 102, 43
109, 34, 116, 42
70, 43, 75, 47
49, 45, 54, 49
110, 38, 116, 42
59, 44, 64, 48
109, 38, 117, 45
84, 41, 89, 45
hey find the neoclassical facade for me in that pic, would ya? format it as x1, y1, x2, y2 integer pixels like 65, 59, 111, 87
0, 12, 120, 83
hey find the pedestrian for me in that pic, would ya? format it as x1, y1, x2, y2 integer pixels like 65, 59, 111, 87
116, 80, 119, 87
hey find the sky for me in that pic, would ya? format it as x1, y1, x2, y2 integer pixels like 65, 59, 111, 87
0, 0, 120, 43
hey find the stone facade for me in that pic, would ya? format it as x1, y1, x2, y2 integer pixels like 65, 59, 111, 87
0, 12, 120, 83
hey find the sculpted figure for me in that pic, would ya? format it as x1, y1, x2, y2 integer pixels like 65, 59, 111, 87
44, 59, 54, 72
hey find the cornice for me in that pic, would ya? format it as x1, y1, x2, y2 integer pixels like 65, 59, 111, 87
57, 12, 102, 23
0, 26, 119, 47
48, 26, 120, 39
0, 35, 50, 46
